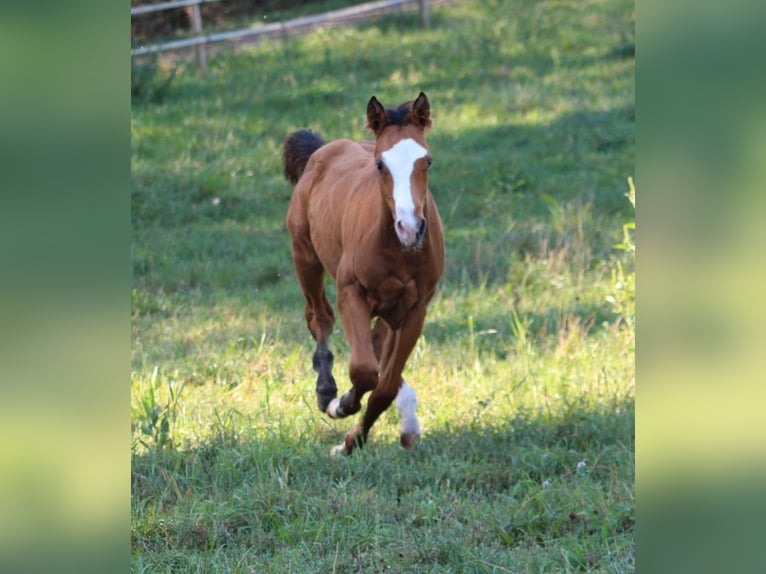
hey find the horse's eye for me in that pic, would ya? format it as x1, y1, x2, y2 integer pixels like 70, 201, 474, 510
376, 160, 384, 172
427, 158, 432, 168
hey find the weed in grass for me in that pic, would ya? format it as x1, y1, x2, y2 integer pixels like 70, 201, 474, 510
607, 177, 636, 332
132, 367, 186, 452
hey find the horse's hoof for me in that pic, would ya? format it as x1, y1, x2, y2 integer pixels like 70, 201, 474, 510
400, 433, 420, 450
331, 424, 363, 457
330, 443, 349, 458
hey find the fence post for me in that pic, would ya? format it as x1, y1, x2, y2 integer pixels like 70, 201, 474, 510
418, 0, 430, 28
189, 1, 207, 73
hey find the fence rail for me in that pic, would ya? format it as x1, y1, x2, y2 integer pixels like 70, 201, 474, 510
131, 0, 431, 72
130, 0, 220, 17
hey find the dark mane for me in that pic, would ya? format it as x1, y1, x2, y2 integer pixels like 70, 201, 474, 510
384, 101, 415, 127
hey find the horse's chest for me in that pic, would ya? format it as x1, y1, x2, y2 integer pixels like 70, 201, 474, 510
365, 276, 419, 329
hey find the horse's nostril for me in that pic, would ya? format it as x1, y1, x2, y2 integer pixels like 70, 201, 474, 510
416, 219, 426, 241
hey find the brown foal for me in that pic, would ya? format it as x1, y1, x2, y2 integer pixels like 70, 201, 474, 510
284, 92, 444, 455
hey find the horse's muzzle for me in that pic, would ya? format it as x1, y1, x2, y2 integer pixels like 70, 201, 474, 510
395, 217, 426, 249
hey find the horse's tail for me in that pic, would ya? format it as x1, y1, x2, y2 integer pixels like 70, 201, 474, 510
283, 129, 325, 185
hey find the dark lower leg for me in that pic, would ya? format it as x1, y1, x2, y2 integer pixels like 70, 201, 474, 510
313, 341, 337, 412
292, 245, 340, 414
303, 284, 336, 413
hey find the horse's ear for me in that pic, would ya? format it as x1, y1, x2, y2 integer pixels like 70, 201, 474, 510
412, 92, 432, 129
366, 96, 387, 136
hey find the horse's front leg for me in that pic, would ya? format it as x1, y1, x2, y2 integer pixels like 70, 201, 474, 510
326, 282, 378, 428
327, 277, 378, 455
339, 304, 427, 455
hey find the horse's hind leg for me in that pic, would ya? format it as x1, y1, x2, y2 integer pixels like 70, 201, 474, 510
291, 242, 337, 413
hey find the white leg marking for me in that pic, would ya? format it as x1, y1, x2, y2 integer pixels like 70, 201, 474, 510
330, 443, 348, 458
396, 381, 421, 437
326, 397, 342, 418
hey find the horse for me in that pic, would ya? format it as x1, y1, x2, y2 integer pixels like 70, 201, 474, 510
283, 92, 445, 456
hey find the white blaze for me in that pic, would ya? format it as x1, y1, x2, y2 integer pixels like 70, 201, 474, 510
381, 138, 428, 244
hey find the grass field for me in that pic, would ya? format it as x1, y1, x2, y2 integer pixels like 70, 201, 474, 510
131, 0, 635, 571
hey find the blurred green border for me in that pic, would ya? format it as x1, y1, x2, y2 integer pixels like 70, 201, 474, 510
0, 1, 129, 573
638, 0, 766, 572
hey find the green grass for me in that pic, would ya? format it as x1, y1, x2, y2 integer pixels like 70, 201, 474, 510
131, 0, 634, 571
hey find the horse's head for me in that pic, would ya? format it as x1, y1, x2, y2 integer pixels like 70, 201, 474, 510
367, 92, 433, 250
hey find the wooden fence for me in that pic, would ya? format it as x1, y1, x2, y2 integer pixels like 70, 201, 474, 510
131, 0, 431, 73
